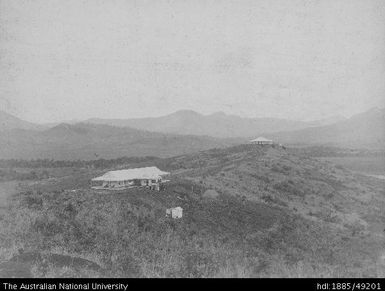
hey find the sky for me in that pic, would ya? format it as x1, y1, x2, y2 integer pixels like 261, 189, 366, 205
0, 0, 384, 123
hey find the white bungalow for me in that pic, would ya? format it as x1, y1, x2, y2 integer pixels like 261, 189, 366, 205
250, 136, 274, 145
91, 166, 169, 190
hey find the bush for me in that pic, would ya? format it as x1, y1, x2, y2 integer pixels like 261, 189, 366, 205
273, 181, 305, 197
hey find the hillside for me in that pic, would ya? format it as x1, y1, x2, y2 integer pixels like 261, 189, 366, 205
86, 110, 319, 138
269, 108, 385, 148
0, 110, 44, 131
0, 123, 239, 160
307, 115, 347, 127
157, 144, 384, 238
1, 144, 383, 277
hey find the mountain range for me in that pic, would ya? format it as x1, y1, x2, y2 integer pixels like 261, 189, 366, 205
0, 122, 239, 160
85, 110, 345, 138
0, 107, 383, 160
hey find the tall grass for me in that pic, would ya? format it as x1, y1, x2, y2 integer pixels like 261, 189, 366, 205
0, 188, 383, 278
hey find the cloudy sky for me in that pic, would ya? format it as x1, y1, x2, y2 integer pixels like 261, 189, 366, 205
0, 0, 384, 123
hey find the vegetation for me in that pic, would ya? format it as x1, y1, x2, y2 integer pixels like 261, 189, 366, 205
0, 144, 384, 277
288, 146, 385, 158
0, 169, 49, 182
0, 156, 159, 169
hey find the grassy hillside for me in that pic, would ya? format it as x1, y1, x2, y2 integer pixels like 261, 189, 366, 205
0, 145, 384, 277
288, 146, 385, 177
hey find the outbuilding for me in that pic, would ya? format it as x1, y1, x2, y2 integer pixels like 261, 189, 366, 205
166, 207, 183, 219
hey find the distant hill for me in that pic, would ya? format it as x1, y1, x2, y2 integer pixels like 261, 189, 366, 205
0, 123, 239, 160
86, 110, 320, 138
269, 108, 385, 148
0, 110, 44, 131
306, 115, 347, 127
1, 108, 381, 158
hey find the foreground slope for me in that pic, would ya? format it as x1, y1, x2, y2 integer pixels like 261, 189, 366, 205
164, 144, 384, 233
156, 144, 385, 274
0, 144, 384, 277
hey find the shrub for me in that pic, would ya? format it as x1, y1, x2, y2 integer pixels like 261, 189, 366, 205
273, 181, 305, 197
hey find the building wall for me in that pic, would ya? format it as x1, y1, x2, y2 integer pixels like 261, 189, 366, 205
252, 141, 273, 145
171, 207, 183, 218
92, 176, 164, 189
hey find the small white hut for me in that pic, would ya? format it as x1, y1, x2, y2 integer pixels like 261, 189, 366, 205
166, 207, 183, 219
250, 136, 273, 145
